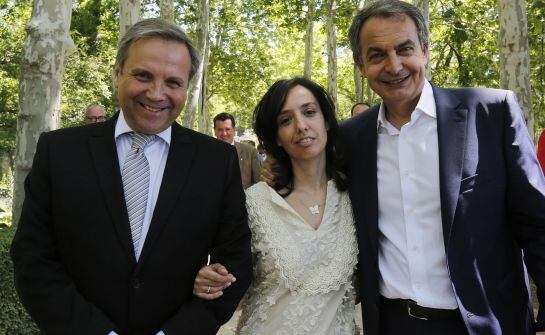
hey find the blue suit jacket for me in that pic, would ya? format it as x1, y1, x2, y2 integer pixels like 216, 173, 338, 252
340, 85, 545, 335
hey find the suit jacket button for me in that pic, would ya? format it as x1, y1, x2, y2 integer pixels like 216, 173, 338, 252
132, 278, 142, 289
467, 312, 473, 319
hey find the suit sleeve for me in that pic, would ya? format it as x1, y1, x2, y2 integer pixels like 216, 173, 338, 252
250, 146, 261, 186
10, 133, 116, 335
161, 145, 252, 334
502, 91, 545, 330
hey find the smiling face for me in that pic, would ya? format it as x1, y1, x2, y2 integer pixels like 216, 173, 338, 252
357, 15, 428, 113
114, 37, 190, 135
214, 119, 236, 143
276, 85, 328, 164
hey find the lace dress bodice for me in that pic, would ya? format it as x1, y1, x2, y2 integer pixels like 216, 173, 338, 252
236, 181, 359, 335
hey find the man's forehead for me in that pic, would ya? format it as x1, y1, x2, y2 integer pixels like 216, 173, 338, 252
359, 15, 418, 48
215, 120, 234, 129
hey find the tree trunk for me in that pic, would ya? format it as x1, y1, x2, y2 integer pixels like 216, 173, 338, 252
413, 0, 431, 79
183, 0, 209, 130
326, 0, 337, 110
158, 0, 174, 22
13, 0, 74, 224
498, 0, 534, 136
120, 0, 140, 39
354, 64, 364, 103
303, 0, 315, 79
353, 0, 365, 102
198, 40, 210, 134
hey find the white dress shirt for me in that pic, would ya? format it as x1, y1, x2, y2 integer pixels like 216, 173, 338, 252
376, 81, 458, 309
109, 111, 170, 335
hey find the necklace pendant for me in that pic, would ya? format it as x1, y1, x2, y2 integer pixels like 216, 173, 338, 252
308, 205, 320, 215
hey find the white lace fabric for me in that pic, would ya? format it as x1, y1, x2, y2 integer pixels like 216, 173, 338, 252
237, 181, 359, 335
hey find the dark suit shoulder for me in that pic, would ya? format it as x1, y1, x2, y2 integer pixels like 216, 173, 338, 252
437, 86, 513, 106
172, 123, 235, 154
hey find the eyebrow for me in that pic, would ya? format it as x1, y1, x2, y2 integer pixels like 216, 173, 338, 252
280, 102, 318, 114
366, 39, 415, 55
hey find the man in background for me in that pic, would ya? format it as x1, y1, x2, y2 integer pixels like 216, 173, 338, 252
350, 102, 370, 117
214, 112, 260, 189
84, 104, 107, 124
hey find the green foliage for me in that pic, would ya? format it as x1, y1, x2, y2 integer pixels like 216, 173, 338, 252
528, 0, 545, 131
0, 0, 31, 158
0, 227, 38, 334
430, 0, 499, 88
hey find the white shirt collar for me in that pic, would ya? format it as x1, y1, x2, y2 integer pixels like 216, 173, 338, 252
114, 109, 171, 145
377, 80, 436, 132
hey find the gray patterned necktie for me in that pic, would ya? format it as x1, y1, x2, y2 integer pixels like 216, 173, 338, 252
122, 132, 156, 257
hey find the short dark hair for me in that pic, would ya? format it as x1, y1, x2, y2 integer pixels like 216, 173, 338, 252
116, 18, 200, 80
253, 77, 347, 196
349, 0, 428, 67
350, 102, 370, 116
213, 112, 236, 129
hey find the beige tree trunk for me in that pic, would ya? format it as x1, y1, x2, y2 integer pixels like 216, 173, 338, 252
353, 0, 365, 102
498, 0, 534, 136
120, 0, 140, 39
303, 0, 315, 79
326, 0, 338, 110
158, 0, 174, 22
412, 0, 431, 79
198, 41, 211, 134
13, 0, 74, 224
354, 64, 364, 103
183, 0, 209, 130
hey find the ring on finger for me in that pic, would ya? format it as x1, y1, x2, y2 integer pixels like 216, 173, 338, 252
206, 285, 211, 293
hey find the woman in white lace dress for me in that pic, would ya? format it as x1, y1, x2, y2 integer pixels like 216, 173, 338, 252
193, 78, 359, 334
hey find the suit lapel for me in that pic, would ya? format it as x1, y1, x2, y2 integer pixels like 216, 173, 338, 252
89, 116, 136, 265
434, 85, 468, 247
138, 123, 196, 265
351, 109, 380, 264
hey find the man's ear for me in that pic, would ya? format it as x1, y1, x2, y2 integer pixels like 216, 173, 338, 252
422, 43, 430, 64
113, 64, 121, 88
357, 62, 367, 78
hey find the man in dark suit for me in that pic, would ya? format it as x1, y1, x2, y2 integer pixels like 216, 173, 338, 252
341, 1, 545, 334
213, 113, 261, 189
10, 18, 252, 335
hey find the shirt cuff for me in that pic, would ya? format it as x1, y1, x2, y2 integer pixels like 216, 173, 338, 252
108, 332, 117, 335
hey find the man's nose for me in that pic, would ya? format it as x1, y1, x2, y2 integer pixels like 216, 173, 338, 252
385, 54, 403, 74
147, 81, 165, 100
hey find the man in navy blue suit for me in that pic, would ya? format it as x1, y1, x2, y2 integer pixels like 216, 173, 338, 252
341, 1, 545, 334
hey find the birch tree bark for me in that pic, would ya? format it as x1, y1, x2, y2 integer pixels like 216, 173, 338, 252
326, 0, 338, 109
413, 0, 431, 79
354, 64, 364, 102
120, 0, 140, 39
183, 0, 209, 130
13, 0, 74, 223
198, 41, 211, 134
353, 0, 365, 102
304, 0, 315, 79
158, 0, 174, 22
498, 0, 534, 136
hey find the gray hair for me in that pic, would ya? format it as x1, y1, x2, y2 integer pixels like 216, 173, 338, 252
116, 18, 200, 80
349, 0, 428, 67
85, 104, 105, 113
